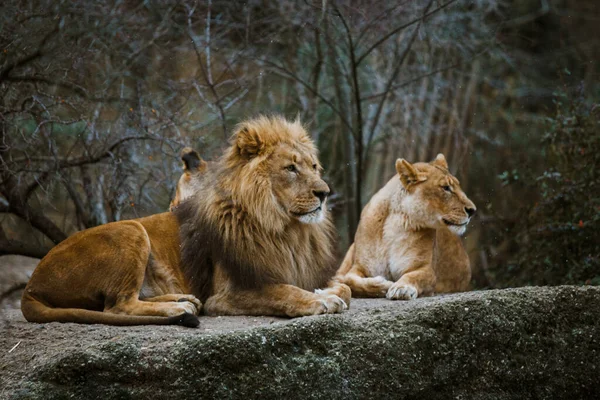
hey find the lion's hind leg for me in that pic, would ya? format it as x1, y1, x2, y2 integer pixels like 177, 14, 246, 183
105, 295, 200, 318
22, 219, 199, 327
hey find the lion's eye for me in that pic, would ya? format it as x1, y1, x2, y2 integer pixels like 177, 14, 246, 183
285, 165, 297, 173
442, 185, 452, 192
312, 164, 318, 171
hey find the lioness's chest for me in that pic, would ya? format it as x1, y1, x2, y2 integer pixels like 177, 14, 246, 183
382, 216, 431, 281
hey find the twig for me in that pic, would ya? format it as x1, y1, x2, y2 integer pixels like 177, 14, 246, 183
8, 341, 22, 353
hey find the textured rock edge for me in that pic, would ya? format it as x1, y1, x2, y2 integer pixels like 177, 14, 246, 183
7, 286, 600, 400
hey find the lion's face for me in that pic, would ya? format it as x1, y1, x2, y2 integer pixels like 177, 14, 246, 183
396, 154, 476, 235
225, 116, 330, 227
267, 143, 330, 224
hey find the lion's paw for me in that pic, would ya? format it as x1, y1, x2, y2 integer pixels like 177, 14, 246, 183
173, 300, 200, 316
315, 284, 351, 307
311, 294, 347, 315
386, 283, 418, 300
177, 295, 203, 314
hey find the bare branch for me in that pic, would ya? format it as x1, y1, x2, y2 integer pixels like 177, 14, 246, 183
0, 282, 28, 306
3, 75, 132, 103
356, 0, 459, 65
0, 23, 58, 83
360, 47, 491, 101
365, 0, 434, 159
0, 239, 49, 259
11, 207, 68, 245
259, 58, 353, 132
9, 135, 157, 170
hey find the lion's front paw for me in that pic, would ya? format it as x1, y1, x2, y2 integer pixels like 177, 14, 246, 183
175, 299, 201, 315
386, 283, 418, 300
177, 295, 203, 315
315, 283, 351, 308
309, 294, 348, 315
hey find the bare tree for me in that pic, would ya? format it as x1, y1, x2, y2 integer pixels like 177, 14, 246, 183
0, 0, 254, 258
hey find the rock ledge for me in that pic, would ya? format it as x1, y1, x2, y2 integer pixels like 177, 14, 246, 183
1, 286, 599, 399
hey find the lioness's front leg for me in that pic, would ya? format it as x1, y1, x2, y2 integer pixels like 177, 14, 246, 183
335, 266, 394, 298
142, 294, 203, 315
387, 265, 436, 300
204, 283, 348, 317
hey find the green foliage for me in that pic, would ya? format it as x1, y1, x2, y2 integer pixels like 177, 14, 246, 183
505, 96, 600, 285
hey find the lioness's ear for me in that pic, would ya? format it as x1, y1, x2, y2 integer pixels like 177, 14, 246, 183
431, 153, 448, 169
235, 124, 265, 159
395, 158, 425, 188
180, 147, 204, 172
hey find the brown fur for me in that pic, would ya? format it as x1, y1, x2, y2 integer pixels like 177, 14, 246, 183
22, 213, 201, 327
21, 116, 349, 327
335, 154, 475, 300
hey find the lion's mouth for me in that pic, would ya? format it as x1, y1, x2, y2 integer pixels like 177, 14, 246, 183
443, 218, 468, 227
291, 206, 322, 217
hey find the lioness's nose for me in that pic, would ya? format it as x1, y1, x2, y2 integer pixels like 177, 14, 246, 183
465, 207, 476, 217
313, 190, 330, 203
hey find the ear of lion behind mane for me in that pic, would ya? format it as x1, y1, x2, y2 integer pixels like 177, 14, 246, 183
176, 116, 348, 315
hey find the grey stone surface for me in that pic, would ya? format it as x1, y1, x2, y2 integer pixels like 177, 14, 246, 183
1, 286, 598, 399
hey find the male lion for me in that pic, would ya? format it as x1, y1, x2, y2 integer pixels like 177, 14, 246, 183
21, 116, 349, 327
334, 154, 476, 300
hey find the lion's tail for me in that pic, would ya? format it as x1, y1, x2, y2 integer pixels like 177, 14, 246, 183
21, 292, 199, 328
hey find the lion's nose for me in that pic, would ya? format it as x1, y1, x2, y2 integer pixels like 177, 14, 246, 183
313, 190, 330, 203
465, 207, 476, 217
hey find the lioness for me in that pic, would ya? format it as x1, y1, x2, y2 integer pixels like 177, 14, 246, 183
22, 116, 349, 327
335, 154, 475, 300
169, 147, 209, 212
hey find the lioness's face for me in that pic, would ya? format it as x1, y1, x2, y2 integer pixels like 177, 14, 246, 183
396, 154, 476, 235
268, 143, 330, 224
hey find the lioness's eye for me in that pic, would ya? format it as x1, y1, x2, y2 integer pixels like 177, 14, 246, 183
312, 164, 318, 170
285, 165, 297, 173
442, 185, 452, 192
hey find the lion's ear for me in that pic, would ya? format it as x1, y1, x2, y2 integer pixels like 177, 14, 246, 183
235, 125, 265, 159
180, 147, 204, 172
395, 158, 426, 188
431, 153, 448, 169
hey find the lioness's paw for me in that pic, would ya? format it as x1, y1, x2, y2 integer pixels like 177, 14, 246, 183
368, 276, 394, 295
173, 301, 199, 316
310, 294, 347, 315
386, 283, 418, 300
177, 295, 203, 314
